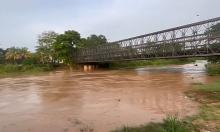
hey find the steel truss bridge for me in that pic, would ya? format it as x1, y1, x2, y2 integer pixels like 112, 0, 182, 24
75, 17, 220, 64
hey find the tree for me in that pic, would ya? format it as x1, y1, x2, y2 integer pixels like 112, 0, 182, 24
53, 30, 82, 66
24, 52, 46, 65
0, 48, 6, 64
207, 23, 220, 37
205, 23, 220, 63
36, 31, 58, 64
5, 47, 31, 64
82, 34, 107, 48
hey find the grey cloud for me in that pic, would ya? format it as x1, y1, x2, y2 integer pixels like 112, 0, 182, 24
0, 0, 219, 51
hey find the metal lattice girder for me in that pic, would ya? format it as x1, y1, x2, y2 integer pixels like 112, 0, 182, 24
75, 17, 220, 63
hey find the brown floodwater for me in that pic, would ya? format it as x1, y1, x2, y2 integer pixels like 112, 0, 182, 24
0, 61, 219, 132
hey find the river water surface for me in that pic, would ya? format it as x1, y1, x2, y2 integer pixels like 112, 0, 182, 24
0, 61, 219, 132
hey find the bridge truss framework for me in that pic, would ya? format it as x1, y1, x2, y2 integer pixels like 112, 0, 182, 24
75, 17, 220, 63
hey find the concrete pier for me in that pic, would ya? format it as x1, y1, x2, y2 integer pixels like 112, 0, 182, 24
82, 64, 97, 72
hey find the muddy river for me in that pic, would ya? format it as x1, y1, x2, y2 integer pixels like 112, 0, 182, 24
0, 61, 219, 132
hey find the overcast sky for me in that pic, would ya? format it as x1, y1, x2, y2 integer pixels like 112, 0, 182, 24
0, 0, 220, 51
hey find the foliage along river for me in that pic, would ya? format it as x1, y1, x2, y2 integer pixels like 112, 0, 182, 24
0, 60, 219, 132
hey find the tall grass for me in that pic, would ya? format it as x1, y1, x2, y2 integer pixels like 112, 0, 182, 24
162, 116, 189, 132
112, 116, 191, 132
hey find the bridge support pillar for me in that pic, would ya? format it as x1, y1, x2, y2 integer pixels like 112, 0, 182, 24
82, 64, 97, 72
79, 63, 110, 71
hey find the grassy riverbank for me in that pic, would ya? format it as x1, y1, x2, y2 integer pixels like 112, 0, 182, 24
186, 81, 220, 131
113, 81, 220, 132
112, 116, 194, 132
109, 58, 196, 69
206, 64, 220, 76
0, 64, 55, 76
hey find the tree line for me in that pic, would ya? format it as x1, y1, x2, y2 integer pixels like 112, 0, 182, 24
0, 30, 107, 67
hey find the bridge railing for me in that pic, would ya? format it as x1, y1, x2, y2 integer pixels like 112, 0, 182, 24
75, 17, 220, 63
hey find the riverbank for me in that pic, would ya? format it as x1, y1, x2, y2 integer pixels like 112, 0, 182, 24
112, 81, 220, 132
0, 59, 196, 75
112, 116, 194, 132
186, 81, 220, 131
0, 64, 56, 76
206, 64, 220, 76
109, 58, 196, 69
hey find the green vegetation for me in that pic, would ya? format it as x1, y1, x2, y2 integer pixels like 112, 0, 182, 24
5, 47, 31, 64
110, 58, 195, 69
206, 63, 220, 76
37, 30, 107, 66
205, 23, 220, 38
112, 116, 194, 132
36, 31, 58, 64
205, 54, 220, 75
185, 81, 220, 131
0, 64, 54, 75
81, 34, 107, 48
0, 30, 107, 75
204, 23, 220, 76
207, 56, 220, 64
0, 46, 55, 76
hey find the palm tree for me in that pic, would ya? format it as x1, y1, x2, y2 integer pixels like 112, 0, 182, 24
19, 47, 31, 62
5, 47, 30, 64
5, 47, 16, 63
